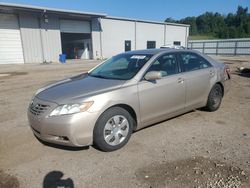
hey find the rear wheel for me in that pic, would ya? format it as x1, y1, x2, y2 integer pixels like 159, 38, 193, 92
205, 84, 223, 112
93, 107, 134, 152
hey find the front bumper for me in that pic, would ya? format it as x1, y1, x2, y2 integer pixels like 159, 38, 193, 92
27, 98, 99, 147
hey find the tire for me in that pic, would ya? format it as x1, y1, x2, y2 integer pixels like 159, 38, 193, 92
93, 107, 134, 152
205, 84, 223, 112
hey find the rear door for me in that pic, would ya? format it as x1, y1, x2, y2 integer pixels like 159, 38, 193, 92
177, 52, 214, 109
138, 53, 186, 126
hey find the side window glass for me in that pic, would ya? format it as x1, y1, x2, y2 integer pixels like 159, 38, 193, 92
147, 54, 178, 77
180, 53, 212, 72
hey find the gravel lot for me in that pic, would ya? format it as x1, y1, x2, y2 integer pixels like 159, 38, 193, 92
0, 57, 249, 188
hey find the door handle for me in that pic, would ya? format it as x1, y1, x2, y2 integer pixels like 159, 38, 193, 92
178, 78, 184, 84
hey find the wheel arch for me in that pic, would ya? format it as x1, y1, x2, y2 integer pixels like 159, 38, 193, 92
98, 104, 138, 131
112, 104, 138, 131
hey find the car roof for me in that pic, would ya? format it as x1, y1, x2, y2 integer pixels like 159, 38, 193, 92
123, 48, 197, 55
124, 48, 172, 55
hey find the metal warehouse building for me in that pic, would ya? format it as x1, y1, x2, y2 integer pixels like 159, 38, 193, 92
0, 2, 189, 64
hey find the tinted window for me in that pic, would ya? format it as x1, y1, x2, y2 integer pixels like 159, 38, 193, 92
147, 41, 156, 49
180, 53, 212, 72
147, 54, 178, 77
89, 54, 153, 80
125, 40, 131, 52
174, 41, 181, 46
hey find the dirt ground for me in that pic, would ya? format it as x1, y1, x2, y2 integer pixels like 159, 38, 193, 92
0, 57, 249, 188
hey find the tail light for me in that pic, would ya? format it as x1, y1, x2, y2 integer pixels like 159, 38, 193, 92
224, 67, 231, 80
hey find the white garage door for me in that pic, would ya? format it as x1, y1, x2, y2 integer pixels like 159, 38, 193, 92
0, 14, 24, 64
60, 19, 91, 33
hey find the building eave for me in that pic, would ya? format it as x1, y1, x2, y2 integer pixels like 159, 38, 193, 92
0, 2, 107, 18
105, 16, 190, 27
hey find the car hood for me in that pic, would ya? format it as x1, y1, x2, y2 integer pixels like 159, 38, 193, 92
36, 74, 126, 104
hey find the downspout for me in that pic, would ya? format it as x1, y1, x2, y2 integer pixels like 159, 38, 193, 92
99, 18, 103, 59
38, 12, 45, 63
134, 20, 137, 50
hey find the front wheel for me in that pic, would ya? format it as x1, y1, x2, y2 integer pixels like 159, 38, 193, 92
93, 107, 134, 152
205, 84, 223, 112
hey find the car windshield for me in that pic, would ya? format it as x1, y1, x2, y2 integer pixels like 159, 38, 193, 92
89, 54, 153, 80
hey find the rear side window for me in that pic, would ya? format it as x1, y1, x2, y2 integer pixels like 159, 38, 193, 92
179, 53, 212, 72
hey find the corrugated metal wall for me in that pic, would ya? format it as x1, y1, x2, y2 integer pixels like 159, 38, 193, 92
100, 18, 136, 58
18, 13, 189, 62
93, 18, 189, 59
19, 14, 62, 63
136, 22, 165, 50
40, 15, 62, 62
188, 39, 250, 56
165, 25, 188, 47
0, 13, 24, 64
19, 13, 43, 63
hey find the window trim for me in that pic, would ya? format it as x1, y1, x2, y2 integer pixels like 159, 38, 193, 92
176, 52, 213, 73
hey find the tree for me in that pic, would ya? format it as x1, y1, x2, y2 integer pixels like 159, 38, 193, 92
164, 6, 250, 39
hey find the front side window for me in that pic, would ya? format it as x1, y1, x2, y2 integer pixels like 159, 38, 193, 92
89, 54, 153, 80
146, 54, 179, 77
179, 53, 212, 72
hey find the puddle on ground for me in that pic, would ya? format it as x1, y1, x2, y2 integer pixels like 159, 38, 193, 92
0, 170, 19, 188
136, 157, 249, 188
0, 72, 27, 79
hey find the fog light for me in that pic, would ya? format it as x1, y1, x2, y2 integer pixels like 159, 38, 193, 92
56, 136, 69, 141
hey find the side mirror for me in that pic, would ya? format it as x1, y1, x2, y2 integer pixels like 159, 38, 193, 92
144, 71, 162, 81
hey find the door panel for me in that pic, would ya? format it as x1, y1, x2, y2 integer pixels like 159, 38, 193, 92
178, 52, 213, 109
137, 53, 186, 127
183, 68, 212, 109
138, 75, 185, 126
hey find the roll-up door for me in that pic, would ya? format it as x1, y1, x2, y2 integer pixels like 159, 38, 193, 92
60, 20, 91, 33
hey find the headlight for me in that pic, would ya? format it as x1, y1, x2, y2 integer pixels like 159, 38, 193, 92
49, 101, 93, 117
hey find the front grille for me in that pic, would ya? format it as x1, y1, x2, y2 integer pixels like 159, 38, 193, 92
29, 103, 50, 116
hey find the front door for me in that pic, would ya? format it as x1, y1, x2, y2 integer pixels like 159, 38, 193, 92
138, 53, 185, 127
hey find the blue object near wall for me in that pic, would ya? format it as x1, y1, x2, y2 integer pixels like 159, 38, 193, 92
59, 54, 66, 63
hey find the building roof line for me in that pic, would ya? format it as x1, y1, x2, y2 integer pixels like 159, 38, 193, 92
0, 2, 107, 17
105, 16, 190, 27
0, 2, 189, 27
